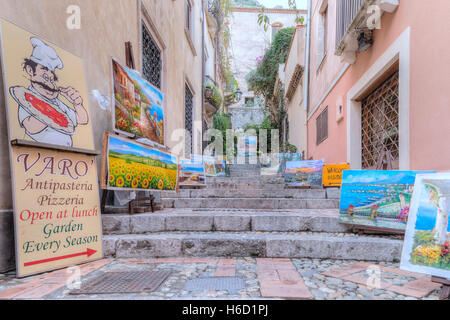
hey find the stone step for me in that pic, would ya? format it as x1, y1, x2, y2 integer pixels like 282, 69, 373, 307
103, 232, 402, 262
102, 209, 349, 235
161, 189, 327, 199
206, 176, 285, 184
229, 172, 261, 177
206, 182, 285, 190
161, 198, 340, 210
228, 164, 260, 170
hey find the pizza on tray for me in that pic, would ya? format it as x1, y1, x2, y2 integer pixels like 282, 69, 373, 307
10, 86, 75, 134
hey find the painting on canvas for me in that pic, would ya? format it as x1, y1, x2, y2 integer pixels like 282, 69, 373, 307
401, 173, 450, 278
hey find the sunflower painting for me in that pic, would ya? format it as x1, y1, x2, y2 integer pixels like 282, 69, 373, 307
106, 135, 178, 191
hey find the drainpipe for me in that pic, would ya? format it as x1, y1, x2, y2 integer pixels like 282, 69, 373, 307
303, 0, 312, 158
201, 0, 206, 153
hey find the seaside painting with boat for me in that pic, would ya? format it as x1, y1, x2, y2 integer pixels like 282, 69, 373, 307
179, 158, 206, 186
339, 170, 434, 231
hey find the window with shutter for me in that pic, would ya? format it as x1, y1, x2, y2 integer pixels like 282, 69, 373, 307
316, 107, 328, 145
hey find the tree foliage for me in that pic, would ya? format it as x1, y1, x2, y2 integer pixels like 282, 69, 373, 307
246, 27, 295, 102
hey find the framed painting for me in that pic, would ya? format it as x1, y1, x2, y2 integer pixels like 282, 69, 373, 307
104, 134, 178, 191
339, 170, 435, 231
401, 173, 450, 279
111, 58, 164, 146
214, 156, 227, 177
203, 155, 217, 177
284, 160, 324, 187
179, 158, 207, 187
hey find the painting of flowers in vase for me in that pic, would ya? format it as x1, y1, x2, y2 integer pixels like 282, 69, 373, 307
401, 173, 450, 278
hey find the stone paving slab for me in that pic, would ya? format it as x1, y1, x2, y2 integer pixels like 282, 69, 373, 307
0, 258, 442, 300
257, 259, 313, 300
320, 262, 442, 299
0, 259, 111, 299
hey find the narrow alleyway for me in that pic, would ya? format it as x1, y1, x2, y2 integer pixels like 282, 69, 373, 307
0, 165, 442, 300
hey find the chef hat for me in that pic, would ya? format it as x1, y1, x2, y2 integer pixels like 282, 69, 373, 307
29, 37, 63, 72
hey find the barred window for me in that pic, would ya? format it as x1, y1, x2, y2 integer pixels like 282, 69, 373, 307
185, 84, 194, 158
142, 23, 161, 89
316, 107, 328, 145
361, 71, 399, 169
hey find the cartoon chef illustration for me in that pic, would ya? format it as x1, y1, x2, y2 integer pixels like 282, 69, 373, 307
9, 37, 89, 147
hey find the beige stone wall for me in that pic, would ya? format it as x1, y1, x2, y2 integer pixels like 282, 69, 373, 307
141, 0, 204, 155
0, 0, 205, 270
285, 28, 307, 155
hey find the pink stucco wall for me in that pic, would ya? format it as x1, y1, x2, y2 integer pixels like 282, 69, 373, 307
307, 0, 450, 171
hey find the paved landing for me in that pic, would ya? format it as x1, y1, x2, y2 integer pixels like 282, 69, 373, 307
0, 258, 442, 300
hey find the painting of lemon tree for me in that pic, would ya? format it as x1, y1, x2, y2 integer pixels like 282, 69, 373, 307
112, 58, 164, 145
339, 170, 434, 231
401, 173, 450, 278
107, 135, 177, 191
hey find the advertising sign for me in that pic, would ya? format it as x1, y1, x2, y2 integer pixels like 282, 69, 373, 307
11, 146, 102, 277
0, 18, 95, 151
322, 163, 350, 187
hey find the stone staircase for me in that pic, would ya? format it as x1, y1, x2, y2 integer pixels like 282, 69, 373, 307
102, 168, 403, 262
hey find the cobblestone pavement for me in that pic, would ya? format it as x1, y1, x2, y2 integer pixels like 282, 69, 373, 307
0, 258, 442, 300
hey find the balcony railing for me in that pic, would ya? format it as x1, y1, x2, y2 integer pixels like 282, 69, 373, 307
335, 0, 399, 63
336, 0, 366, 50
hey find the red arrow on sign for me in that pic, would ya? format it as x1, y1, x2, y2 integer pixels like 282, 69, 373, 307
24, 248, 97, 267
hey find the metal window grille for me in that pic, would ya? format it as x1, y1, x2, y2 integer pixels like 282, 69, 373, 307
316, 107, 328, 145
142, 23, 161, 89
185, 84, 194, 158
361, 71, 399, 169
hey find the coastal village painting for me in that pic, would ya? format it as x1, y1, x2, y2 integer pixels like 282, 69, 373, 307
401, 173, 450, 278
339, 170, 434, 231
112, 58, 164, 145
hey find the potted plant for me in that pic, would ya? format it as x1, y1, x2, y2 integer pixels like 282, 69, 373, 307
205, 85, 213, 100
296, 16, 305, 29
